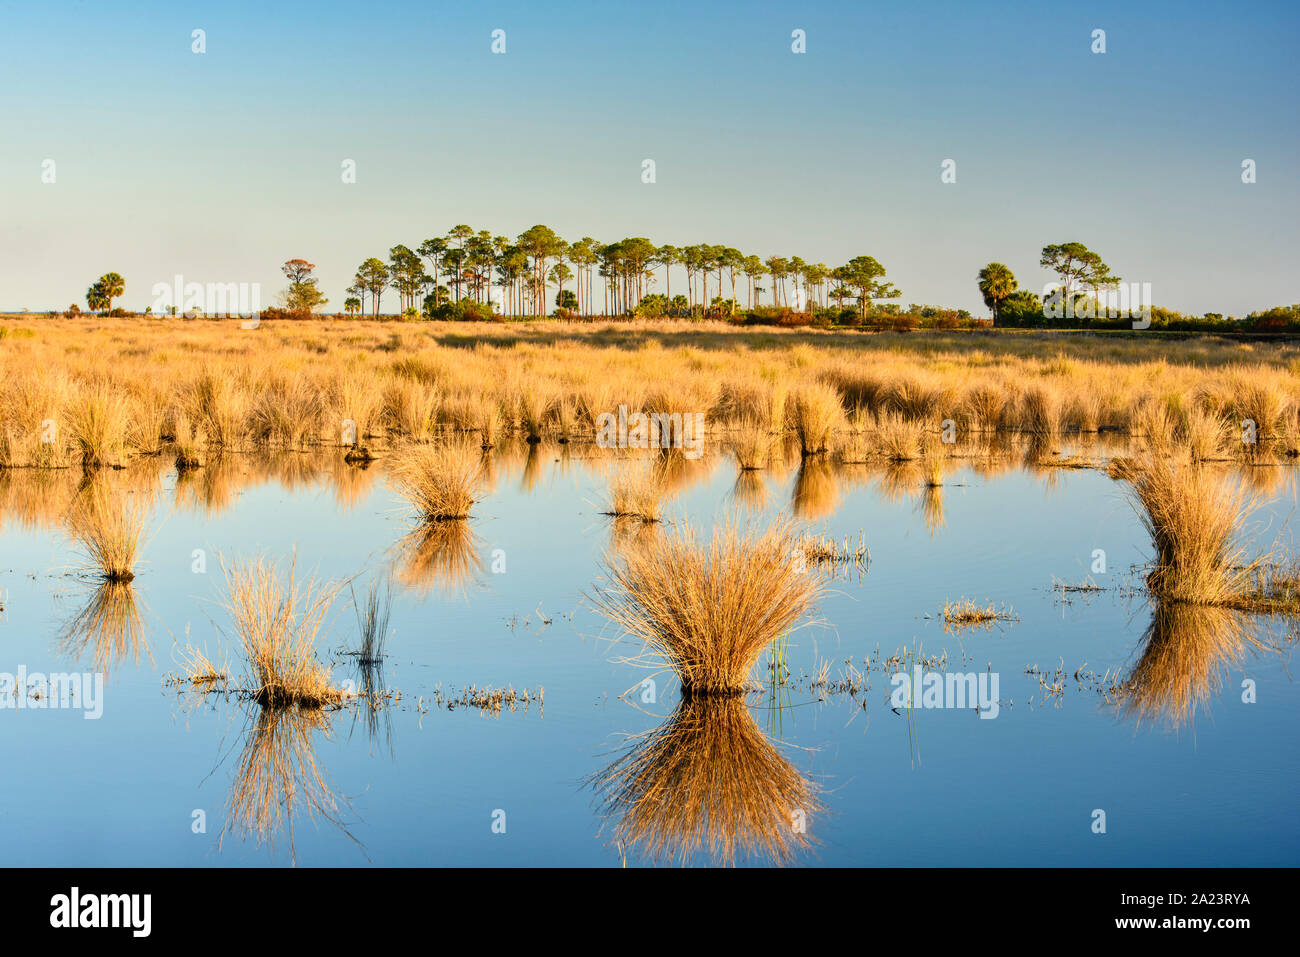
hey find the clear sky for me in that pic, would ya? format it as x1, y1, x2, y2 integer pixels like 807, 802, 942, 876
1, 0, 1296, 316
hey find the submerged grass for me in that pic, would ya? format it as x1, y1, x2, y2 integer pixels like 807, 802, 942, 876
939, 598, 1017, 631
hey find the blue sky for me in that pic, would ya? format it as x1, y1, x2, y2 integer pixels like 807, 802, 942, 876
1, 0, 1296, 315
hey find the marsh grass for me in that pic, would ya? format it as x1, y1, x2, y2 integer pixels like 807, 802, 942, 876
788, 383, 843, 457
877, 414, 921, 462
1116, 457, 1262, 606
603, 463, 665, 522
171, 410, 204, 470
177, 642, 229, 685
66, 384, 131, 468
939, 598, 1017, 631
591, 519, 823, 695
390, 441, 482, 521
729, 419, 769, 470
221, 556, 346, 708
799, 530, 869, 568
187, 371, 250, 450
10, 321, 1300, 473
1233, 561, 1300, 614
383, 380, 439, 442
67, 484, 146, 582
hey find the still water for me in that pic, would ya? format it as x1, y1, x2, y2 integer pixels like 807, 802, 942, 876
1, 447, 1296, 866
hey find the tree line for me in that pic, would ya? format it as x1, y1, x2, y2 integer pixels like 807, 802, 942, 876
342, 225, 901, 319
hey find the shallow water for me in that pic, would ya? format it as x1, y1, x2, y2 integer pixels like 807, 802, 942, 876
1, 446, 1297, 867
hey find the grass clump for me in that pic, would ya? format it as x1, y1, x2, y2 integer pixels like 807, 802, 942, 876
939, 598, 1017, 630
788, 383, 843, 457
799, 530, 868, 568
730, 419, 769, 470
603, 464, 665, 522
390, 441, 482, 521
1115, 457, 1258, 606
591, 519, 823, 696
221, 556, 346, 708
65, 384, 131, 468
68, 484, 146, 583
177, 642, 229, 685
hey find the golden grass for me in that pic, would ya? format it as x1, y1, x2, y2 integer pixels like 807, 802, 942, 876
67, 484, 146, 582
221, 557, 346, 708
591, 519, 823, 695
876, 413, 921, 462
799, 530, 869, 568
1115, 457, 1260, 605
389, 441, 482, 521
787, 383, 843, 456
729, 418, 769, 470
939, 598, 1016, 630
65, 383, 130, 468
187, 371, 250, 450
177, 642, 229, 685
5, 318, 1300, 473
603, 463, 665, 522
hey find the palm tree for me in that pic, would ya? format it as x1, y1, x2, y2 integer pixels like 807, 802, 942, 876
98, 272, 125, 311
977, 263, 1018, 326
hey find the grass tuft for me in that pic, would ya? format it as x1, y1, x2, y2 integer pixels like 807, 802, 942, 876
68, 484, 146, 582
221, 556, 345, 708
390, 441, 482, 521
591, 519, 823, 695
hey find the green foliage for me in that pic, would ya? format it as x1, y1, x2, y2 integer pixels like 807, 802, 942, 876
425, 299, 497, 322
1039, 242, 1119, 299
977, 262, 1017, 325
634, 293, 668, 317
86, 272, 124, 313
